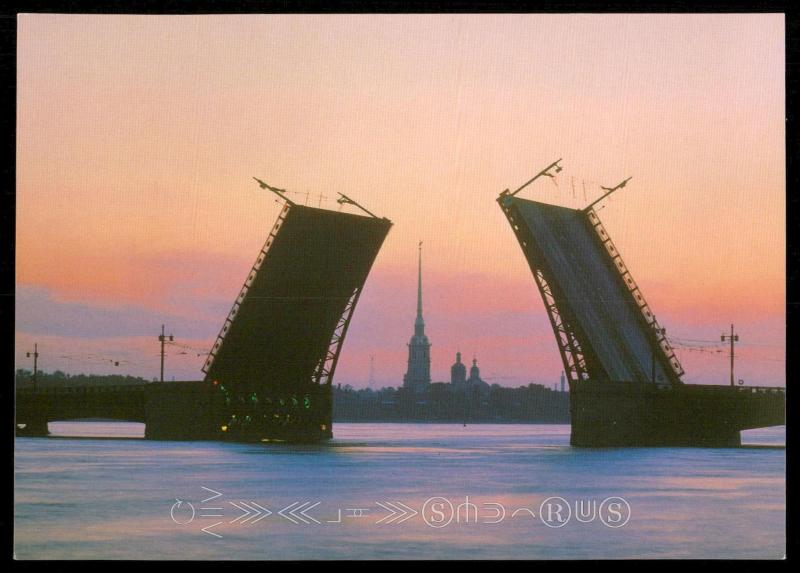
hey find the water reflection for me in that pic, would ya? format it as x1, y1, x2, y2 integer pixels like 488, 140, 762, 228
17, 423, 785, 559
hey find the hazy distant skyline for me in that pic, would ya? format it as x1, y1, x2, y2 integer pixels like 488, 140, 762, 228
16, 14, 785, 387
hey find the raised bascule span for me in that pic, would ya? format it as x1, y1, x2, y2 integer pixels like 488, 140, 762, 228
498, 160, 785, 447
200, 181, 393, 442
17, 180, 392, 442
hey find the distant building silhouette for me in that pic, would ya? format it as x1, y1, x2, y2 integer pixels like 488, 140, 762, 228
450, 351, 467, 387
450, 352, 489, 397
403, 243, 431, 394
466, 356, 490, 396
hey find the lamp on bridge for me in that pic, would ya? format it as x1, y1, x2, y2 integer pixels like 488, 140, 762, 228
158, 325, 174, 383
721, 324, 740, 387
26, 343, 39, 391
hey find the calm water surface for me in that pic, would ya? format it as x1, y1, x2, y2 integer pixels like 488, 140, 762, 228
15, 422, 785, 559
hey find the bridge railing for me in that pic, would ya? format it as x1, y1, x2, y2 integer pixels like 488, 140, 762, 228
586, 208, 685, 379
736, 386, 786, 395
16, 385, 148, 395
676, 384, 785, 395
202, 201, 292, 376
576, 379, 785, 395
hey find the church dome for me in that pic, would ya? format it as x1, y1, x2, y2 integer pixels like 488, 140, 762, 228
469, 357, 480, 380
450, 351, 466, 385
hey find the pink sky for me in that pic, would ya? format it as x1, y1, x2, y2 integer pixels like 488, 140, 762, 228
16, 14, 785, 387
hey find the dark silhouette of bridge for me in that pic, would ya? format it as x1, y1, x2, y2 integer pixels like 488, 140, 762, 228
15, 382, 223, 439
497, 161, 785, 447
16, 181, 391, 442
16, 165, 785, 447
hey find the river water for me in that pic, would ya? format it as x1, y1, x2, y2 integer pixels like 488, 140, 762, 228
14, 422, 785, 559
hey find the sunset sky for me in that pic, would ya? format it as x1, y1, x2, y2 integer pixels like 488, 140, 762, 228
16, 14, 785, 388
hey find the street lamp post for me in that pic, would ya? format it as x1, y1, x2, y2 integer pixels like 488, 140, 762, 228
158, 325, 174, 383
26, 343, 39, 391
721, 324, 739, 387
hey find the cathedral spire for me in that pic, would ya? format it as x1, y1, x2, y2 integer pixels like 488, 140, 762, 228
404, 241, 431, 394
414, 241, 425, 336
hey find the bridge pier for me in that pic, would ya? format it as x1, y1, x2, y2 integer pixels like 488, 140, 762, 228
144, 382, 223, 440
570, 380, 783, 448
15, 381, 332, 443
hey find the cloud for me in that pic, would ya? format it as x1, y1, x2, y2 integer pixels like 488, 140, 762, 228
17, 248, 253, 318
15, 265, 785, 388
15, 284, 219, 339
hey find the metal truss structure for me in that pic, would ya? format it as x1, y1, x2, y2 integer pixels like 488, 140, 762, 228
498, 191, 683, 387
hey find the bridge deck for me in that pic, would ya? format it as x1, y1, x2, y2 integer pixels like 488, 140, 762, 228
500, 195, 681, 386
498, 192, 785, 445
203, 204, 391, 396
